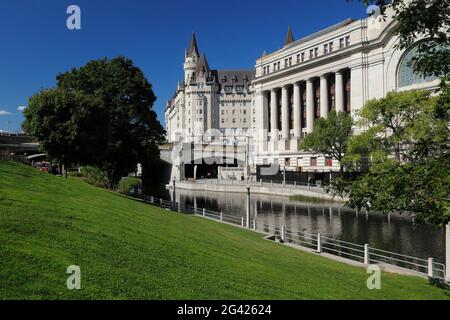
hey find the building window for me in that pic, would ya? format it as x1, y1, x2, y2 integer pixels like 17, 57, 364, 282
289, 57, 292, 66
314, 48, 319, 58
345, 36, 350, 47
301, 52, 305, 62
398, 43, 438, 88
339, 38, 345, 49
285, 158, 291, 167
232, 118, 236, 124
310, 157, 317, 167
325, 157, 333, 167
309, 49, 314, 59
297, 54, 300, 63
324, 43, 329, 54
329, 42, 334, 52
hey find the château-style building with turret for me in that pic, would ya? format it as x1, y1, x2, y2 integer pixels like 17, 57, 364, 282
165, 34, 256, 145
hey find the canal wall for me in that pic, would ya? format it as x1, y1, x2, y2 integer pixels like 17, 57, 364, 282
172, 181, 346, 202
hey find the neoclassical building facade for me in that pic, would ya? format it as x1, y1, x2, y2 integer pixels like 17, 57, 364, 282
252, 5, 440, 173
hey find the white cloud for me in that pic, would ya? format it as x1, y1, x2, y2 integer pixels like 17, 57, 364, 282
0, 110, 12, 116
17, 106, 27, 112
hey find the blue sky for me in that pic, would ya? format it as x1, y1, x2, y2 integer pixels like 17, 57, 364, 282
0, 0, 368, 132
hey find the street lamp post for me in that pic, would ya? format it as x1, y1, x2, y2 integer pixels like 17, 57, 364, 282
246, 184, 251, 229
446, 224, 450, 283
172, 179, 176, 210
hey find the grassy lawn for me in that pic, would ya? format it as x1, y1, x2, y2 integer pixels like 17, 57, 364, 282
0, 161, 449, 300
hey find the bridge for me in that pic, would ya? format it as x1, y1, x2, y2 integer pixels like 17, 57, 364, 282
158, 142, 249, 181
0, 134, 42, 160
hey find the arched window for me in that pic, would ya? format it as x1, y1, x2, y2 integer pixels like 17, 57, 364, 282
398, 44, 438, 88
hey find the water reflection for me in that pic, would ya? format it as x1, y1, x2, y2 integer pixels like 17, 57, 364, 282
169, 187, 445, 262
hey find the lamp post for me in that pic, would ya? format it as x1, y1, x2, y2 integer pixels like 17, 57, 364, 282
172, 179, 176, 210
246, 182, 251, 229
446, 224, 450, 283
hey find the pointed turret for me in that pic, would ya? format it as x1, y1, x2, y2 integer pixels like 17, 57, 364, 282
198, 53, 209, 71
187, 33, 200, 58
196, 53, 210, 78
284, 27, 295, 46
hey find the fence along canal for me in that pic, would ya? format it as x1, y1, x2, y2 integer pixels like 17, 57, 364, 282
143, 195, 447, 281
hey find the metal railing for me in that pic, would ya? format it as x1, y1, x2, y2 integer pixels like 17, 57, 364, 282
142, 195, 446, 281
184, 178, 322, 191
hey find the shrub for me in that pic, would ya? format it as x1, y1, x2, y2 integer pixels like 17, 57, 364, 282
117, 177, 141, 195
80, 166, 108, 188
68, 171, 83, 178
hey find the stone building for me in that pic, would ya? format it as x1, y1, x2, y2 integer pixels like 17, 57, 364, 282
165, 34, 256, 145
252, 4, 440, 174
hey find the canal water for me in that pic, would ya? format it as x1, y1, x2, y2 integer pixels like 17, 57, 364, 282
156, 185, 445, 263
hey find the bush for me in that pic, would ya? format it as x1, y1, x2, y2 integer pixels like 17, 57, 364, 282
117, 177, 141, 195
80, 166, 108, 188
68, 171, 83, 178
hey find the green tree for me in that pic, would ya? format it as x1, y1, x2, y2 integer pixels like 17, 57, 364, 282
23, 56, 165, 185
333, 90, 450, 226
23, 88, 108, 170
299, 111, 353, 176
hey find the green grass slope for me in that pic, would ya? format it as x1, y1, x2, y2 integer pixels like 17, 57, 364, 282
0, 161, 449, 300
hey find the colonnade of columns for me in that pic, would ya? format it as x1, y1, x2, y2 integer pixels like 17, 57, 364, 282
263, 70, 348, 145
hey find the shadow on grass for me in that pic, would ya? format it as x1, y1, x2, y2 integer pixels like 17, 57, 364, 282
429, 278, 450, 295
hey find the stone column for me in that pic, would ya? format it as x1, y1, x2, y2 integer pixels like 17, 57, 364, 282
320, 74, 329, 119
261, 91, 269, 152
293, 82, 301, 138
306, 79, 314, 134
270, 89, 278, 140
335, 70, 345, 113
281, 86, 289, 140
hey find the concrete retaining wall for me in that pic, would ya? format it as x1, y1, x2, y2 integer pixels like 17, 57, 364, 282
173, 181, 345, 202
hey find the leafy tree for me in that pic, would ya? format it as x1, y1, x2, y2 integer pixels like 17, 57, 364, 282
332, 1, 450, 227
118, 177, 142, 195
331, 90, 450, 226
23, 88, 108, 169
23, 56, 165, 185
299, 111, 353, 176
